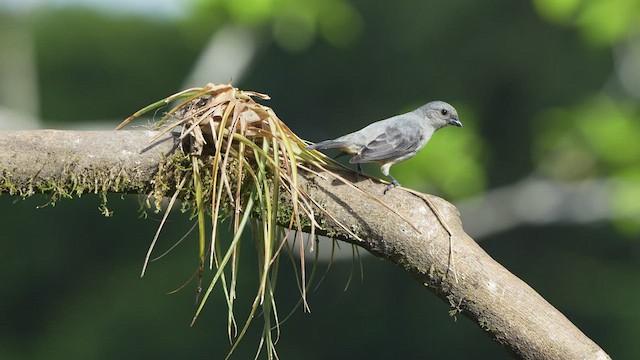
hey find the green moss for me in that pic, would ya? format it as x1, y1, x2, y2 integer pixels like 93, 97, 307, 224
478, 317, 492, 332
273, 190, 313, 230
0, 172, 18, 195
147, 150, 270, 222
1, 153, 173, 214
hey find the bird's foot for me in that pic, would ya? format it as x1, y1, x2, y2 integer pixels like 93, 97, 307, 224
383, 180, 400, 194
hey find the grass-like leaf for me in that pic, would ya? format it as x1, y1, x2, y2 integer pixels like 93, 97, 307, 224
116, 83, 342, 358
116, 82, 419, 358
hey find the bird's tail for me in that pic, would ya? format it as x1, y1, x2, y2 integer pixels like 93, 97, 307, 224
306, 139, 344, 150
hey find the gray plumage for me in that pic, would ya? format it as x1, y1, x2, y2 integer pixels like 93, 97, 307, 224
308, 101, 462, 193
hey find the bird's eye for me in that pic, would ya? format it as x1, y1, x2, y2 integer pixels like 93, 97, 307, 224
440, 109, 449, 116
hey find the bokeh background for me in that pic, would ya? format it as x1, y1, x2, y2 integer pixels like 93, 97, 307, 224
1, 0, 639, 358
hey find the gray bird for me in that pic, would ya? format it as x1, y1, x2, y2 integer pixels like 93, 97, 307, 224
308, 101, 462, 193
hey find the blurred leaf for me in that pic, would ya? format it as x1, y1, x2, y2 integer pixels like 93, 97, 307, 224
318, 1, 363, 47
225, 0, 275, 25
273, 5, 316, 52
533, 0, 582, 23
611, 168, 640, 234
534, 96, 640, 232
535, 96, 640, 177
577, 99, 640, 167
577, 0, 640, 45
533, 0, 640, 45
190, 0, 362, 51
533, 107, 597, 180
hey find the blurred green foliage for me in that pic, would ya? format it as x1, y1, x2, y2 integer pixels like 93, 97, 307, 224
190, 0, 362, 51
32, 8, 206, 123
533, 0, 640, 45
1, 0, 639, 359
534, 96, 640, 231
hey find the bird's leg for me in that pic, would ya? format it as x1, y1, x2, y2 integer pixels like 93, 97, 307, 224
383, 174, 400, 194
352, 163, 365, 183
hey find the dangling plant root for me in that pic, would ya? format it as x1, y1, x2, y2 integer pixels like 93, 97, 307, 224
117, 83, 370, 359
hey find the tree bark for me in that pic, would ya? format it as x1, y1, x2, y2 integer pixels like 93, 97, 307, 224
0, 130, 611, 360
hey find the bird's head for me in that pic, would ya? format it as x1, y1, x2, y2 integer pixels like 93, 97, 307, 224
420, 101, 462, 130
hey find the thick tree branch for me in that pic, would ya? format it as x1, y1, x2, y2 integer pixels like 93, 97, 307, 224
0, 130, 610, 360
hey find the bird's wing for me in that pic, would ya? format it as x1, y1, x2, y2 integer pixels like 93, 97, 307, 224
350, 125, 423, 163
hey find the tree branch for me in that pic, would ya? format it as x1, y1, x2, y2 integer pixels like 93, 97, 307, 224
0, 130, 611, 360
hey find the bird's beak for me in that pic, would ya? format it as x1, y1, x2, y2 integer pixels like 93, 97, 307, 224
449, 118, 463, 127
